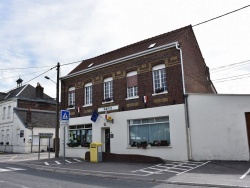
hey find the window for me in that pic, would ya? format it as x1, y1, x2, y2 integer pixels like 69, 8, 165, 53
127, 71, 138, 98
68, 87, 75, 108
68, 124, 92, 147
2, 107, 6, 120
84, 83, 92, 106
7, 106, 11, 119
129, 117, 170, 147
152, 64, 167, 94
103, 77, 113, 102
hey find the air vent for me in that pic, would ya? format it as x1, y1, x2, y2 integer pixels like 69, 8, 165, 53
88, 63, 94, 68
148, 43, 156, 48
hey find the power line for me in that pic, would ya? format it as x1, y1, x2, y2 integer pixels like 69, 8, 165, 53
210, 59, 250, 73
193, 5, 250, 27
0, 69, 51, 81
212, 72, 250, 83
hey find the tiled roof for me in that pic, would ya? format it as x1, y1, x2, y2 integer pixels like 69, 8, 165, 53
14, 108, 56, 128
69, 25, 192, 75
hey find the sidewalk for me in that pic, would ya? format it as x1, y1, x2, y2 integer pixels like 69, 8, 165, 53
14, 157, 250, 188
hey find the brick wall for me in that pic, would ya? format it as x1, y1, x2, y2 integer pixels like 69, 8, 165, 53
61, 49, 184, 117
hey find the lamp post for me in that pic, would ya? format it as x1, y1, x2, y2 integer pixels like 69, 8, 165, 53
45, 62, 60, 157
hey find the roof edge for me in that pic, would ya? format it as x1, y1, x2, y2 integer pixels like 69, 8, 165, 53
61, 42, 178, 80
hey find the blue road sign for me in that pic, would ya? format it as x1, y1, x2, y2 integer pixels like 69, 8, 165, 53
61, 110, 70, 121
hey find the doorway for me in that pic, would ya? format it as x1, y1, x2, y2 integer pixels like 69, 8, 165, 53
245, 112, 250, 151
104, 128, 110, 153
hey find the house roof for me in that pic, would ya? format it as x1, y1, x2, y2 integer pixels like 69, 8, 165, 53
68, 25, 192, 76
14, 108, 56, 128
0, 84, 55, 103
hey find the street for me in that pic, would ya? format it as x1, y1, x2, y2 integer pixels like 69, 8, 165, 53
0, 162, 215, 188
1, 153, 250, 187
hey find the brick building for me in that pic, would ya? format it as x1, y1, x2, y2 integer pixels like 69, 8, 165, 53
60, 25, 216, 161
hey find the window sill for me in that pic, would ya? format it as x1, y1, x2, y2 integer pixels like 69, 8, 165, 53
152, 91, 168, 96
102, 100, 114, 104
126, 96, 139, 100
83, 104, 92, 108
67, 107, 75, 110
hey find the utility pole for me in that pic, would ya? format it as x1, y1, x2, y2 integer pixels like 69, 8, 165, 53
55, 62, 60, 157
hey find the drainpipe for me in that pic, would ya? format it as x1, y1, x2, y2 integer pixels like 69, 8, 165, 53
175, 42, 192, 161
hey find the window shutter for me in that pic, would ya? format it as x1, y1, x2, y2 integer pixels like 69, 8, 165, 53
127, 75, 138, 87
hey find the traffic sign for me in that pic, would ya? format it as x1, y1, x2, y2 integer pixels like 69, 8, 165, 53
61, 110, 70, 121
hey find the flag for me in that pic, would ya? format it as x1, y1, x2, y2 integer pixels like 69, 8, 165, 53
142, 96, 148, 103
91, 111, 99, 122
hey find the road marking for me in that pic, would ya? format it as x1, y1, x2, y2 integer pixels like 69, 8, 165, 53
6, 167, 26, 171
0, 168, 11, 172
240, 168, 250, 180
176, 161, 210, 175
55, 161, 61, 164
132, 161, 210, 176
44, 162, 49, 165
73, 159, 81, 162
65, 160, 72, 163
8, 155, 17, 161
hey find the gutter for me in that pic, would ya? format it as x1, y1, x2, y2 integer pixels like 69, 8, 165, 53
61, 42, 178, 80
175, 43, 192, 161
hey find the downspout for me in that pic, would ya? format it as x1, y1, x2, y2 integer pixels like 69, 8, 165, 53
175, 43, 192, 161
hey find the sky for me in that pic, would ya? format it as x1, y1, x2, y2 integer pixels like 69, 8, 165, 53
0, 0, 250, 99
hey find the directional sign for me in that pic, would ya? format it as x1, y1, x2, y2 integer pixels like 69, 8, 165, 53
61, 110, 70, 121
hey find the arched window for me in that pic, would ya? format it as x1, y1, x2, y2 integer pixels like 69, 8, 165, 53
84, 82, 92, 106
152, 64, 167, 93
68, 87, 75, 108
127, 71, 138, 98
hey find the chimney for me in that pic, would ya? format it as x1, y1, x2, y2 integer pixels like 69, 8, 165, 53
36, 82, 44, 99
26, 109, 31, 124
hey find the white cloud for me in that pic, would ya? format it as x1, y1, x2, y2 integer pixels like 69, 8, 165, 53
0, 0, 250, 98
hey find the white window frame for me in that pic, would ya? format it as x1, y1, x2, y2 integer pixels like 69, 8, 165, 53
103, 77, 113, 103
84, 82, 92, 106
2, 107, 6, 120
68, 87, 75, 108
152, 64, 167, 95
126, 71, 139, 99
7, 106, 11, 119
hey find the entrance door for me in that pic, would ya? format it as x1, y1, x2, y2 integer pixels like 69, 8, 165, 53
105, 129, 110, 153
245, 112, 250, 150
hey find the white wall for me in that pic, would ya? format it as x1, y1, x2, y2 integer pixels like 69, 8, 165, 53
63, 104, 189, 161
188, 94, 250, 161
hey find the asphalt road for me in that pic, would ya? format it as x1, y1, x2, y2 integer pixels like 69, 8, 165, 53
1, 153, 250, 187
0, 162, 215, 188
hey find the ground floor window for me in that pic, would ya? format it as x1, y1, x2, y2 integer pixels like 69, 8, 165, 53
68, 124, 92, 147
129, 116, 170, 148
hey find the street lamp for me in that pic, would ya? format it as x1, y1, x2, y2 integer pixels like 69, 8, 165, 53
45, 76, 56, 84
44, 62, 60, 157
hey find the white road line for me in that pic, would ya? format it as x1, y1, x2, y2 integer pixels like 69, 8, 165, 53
240, 168, 250, 180
55, 161, 61, 164
6, 167, 26, 171
73, 159, 81, 162
0, 168, 11, 172
8, 155, 17, 161
65, 160, 72, 163
44, 162, 49, 166
176, 161, 210, 175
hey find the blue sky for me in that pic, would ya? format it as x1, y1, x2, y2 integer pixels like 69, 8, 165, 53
0, 0, 250, 98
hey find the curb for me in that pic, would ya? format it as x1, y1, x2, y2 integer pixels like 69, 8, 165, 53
15, 163, 250, 188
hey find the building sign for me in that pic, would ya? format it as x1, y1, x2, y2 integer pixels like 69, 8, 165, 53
98, 105, 119, 112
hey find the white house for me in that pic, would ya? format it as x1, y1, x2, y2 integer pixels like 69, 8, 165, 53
0, 82, 56, 153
